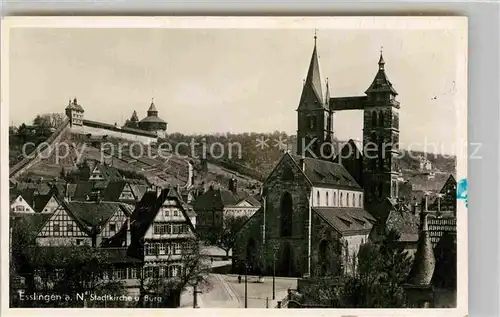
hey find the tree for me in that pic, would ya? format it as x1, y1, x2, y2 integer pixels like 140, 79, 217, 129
124, 111, 139, 129
136, 237, 212, 308
10, 215, 127, 308
303, 229, 412, 308
213, 215, 249, 257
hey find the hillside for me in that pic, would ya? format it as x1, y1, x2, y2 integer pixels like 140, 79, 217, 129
11, 129, 455, 194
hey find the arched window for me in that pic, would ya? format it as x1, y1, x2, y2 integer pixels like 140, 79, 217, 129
326, 192, 329, 206
280, 192, 293, 237
316, 191, 320, 206
340, 193, 343, 207
309, 116, 316, 130
347, 193, 350, 207
359, 194, 362, 207
392, 181, 397, 197
333, 192, 337, 206
379, 111, 384, 127
372, 111, 378, 127
318, 240, 330, 275
378, 136, 384, 169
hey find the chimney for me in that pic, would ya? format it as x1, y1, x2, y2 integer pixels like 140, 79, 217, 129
228, 178, 237, 194
126, 220, 132, 247
65, 183, 70, 201
299, 157, 306, 172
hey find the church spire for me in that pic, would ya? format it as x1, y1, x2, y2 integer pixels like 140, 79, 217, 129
298, 31, 324, 109
378, 46, 385, 70
365, 49, 398, 96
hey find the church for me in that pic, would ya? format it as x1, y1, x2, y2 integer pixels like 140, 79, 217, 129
233, 35, 406, 277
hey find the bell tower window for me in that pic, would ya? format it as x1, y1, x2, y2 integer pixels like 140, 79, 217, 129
309, 116, 316, 130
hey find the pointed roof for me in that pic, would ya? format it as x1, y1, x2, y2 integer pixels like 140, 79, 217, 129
365, 52, 398, 95
407, 212, 436, 286
148, 101, 157, 113
325, 78, 330, 105
298, 37, 325, 110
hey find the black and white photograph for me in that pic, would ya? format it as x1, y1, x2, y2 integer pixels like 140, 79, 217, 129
2, 17, 467, 314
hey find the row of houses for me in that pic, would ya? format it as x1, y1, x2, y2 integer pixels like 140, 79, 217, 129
10, 179, 198, 301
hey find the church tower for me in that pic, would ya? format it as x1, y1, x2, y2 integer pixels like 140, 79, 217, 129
296, 34, 333, 159
362, 51, 401, 209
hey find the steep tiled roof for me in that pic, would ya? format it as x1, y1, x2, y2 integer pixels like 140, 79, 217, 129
130, 184, 149, 200
365, 53, 398, 95
130, 187, 195, 240
289, 154, 361, 189
193, 188, 260, 211
101, 181, 127, 202
71, 182, 95, 201
139, 115, 167, 124
32, 194, 53, 213
314, 207, 376, 235
64, 201, 132, 233
93, 164, 122, 181
407, 213, 436, 286
385, 209, 420, 243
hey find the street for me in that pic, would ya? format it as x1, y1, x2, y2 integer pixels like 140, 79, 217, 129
180, 274, 298, 308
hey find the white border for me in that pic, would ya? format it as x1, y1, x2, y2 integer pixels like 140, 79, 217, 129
0, 16, 468, 317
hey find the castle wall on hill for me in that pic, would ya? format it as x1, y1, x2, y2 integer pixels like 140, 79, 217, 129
70, 124, 157, 145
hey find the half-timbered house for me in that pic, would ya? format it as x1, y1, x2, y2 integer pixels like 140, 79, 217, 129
128, 187, 196, 279
10, 189, 36, 214
36, 200, 133, 247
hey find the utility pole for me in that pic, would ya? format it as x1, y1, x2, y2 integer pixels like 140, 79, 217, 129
245, 262, 248, 308
193, 283, 202, 308
272, 251, 276, 300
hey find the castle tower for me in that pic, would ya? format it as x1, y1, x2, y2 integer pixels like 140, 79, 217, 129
65, 97, 84, 128
362, 50, 401, 209
403, 211, 436, 307
296, 34, 333, 159
138, 99, 168, 138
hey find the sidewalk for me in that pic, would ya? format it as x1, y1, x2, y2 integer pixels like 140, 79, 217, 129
179, 285, 205, 308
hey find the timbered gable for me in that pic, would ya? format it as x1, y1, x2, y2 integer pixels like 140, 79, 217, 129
119, 183, 135, 201
10, 194, 35, 214
36, 206, 91, 246
99, 208, 129, 239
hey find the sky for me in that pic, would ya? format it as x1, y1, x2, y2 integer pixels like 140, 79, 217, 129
9, 27, 463, 154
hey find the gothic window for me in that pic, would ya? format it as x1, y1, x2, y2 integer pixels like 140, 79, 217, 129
280, 192, 293, 237
309, 116, 316, 130
378, 136, 384, 169
340, 193, 343, 207
318, 240, 330, 275
326, 192, 329, 206
379, 111, 384, 127
372, 111, 378, 127
392, 181, 397, 197
347, 193, 350, 207
317, 191, 320, 206
359, 195, 362, 207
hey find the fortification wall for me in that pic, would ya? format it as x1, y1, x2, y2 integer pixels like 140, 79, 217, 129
71, 124, 157, 145
10, 118, 71, 179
